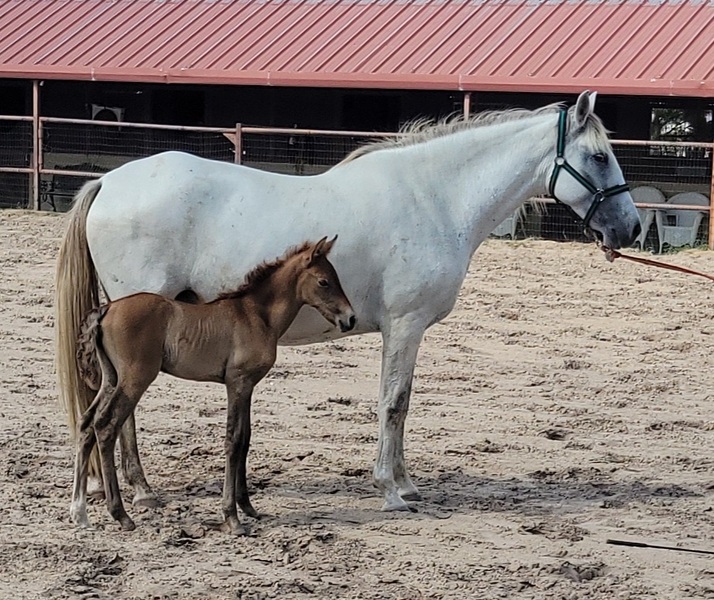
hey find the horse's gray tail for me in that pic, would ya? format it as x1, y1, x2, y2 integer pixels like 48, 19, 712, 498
55, 179, 103, 476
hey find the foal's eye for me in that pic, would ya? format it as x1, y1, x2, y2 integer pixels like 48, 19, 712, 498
318, 279, 330, 288
593, 153, 608, 165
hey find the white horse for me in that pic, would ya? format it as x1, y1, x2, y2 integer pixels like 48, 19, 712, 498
56, 91, 641, 512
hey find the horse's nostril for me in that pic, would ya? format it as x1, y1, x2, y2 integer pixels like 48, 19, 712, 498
348, 315, 356, 329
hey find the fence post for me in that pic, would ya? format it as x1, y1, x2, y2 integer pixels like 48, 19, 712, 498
709, 141, 714, 250
32, 80, 40, 210
234, 123, 242, 164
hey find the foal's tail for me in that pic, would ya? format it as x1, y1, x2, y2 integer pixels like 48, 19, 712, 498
55, 179, 103, 476
77, 305, 109, 392
78, 306, 112, 432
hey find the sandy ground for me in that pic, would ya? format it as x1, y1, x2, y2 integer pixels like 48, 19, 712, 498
1, 209, 713, 600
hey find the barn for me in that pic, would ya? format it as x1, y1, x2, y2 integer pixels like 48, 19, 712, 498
0, 0, 712, 246
3, 5, 714, 596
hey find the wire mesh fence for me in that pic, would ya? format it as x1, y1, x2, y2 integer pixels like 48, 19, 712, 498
0, 117, 32, 208
0, 115, 711, 251
38, 118, 238, 211
616, 141, 712, 251
42, 121, 236, 164
241, 128, 382, 175
0, 172, 31, 209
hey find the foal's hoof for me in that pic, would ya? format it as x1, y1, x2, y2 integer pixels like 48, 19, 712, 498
220, 517, 247, 536
239, 502, 260, 520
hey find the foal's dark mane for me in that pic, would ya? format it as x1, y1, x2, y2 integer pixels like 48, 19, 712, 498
212, 241, 312, 302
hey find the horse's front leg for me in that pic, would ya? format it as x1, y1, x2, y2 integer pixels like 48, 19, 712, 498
221, 377, 255, 534
374, 316, 426, 511
119, 412, 158, 507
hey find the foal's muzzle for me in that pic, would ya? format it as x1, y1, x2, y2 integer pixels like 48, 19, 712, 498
339, 314, 357, 332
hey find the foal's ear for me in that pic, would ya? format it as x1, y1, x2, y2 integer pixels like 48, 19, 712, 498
308, 236, 329, 264
310, 235, 338, 262
321, 234, 338, 255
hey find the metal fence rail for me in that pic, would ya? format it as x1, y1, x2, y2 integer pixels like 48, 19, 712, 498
1, 114, 712, 250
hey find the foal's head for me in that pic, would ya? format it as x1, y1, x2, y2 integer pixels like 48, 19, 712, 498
293, 236, 356, 333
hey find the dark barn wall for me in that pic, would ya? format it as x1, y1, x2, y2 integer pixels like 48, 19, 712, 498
4, 78, 709, 142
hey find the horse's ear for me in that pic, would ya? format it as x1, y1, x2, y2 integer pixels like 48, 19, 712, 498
574, 90, 595, 129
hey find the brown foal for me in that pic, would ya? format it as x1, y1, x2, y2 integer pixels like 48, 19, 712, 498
70, 236, 355, 533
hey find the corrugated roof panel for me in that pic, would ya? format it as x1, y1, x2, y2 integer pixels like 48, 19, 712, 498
0, 0, 713, 97
395, 3, 477, 74
185, 3, 268, 69
442, 3, 522, 75
328, 3, 424, 73
639, 6, 711, 79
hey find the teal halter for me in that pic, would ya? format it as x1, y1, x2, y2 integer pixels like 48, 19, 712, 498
548, 108, 630, 230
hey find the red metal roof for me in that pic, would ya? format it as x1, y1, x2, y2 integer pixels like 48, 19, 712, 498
1, 0, 713, 97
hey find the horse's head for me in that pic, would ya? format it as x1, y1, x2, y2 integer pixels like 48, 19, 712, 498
548, 91, 641, 249
297, 236, 356, 332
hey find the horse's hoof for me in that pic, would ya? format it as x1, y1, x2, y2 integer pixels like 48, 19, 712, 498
120, 518, 136, 531
70, 509, 93, 529
381, 499, 415, 512
133, 494, 160, 509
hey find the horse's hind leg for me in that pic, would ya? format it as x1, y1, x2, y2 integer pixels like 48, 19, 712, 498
120, 413, 158, 508
374, 318, 425, 511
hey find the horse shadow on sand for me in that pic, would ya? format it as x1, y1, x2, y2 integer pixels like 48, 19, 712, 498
164, 465, 705, 531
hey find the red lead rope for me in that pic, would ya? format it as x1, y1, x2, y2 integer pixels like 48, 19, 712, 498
602, 246, 714, 283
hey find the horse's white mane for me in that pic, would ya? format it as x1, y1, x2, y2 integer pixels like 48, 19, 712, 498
338, 102, 610, 165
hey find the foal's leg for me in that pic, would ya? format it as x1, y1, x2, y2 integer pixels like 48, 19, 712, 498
70, 390, 105, 528
119, 413, 158, 507
94, 387, 145, 531
71, 426, 97, 527
90, 338, 157, 508
374, 316, 426, 511
221, 377, 256, 534
234, 386, 259, 520
86, 339, 119, 500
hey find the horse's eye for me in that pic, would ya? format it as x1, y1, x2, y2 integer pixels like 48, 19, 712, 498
318, 279, 329, 288
593, 153, 608, 164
